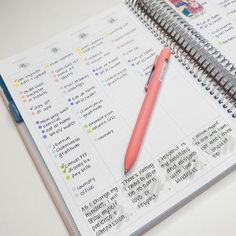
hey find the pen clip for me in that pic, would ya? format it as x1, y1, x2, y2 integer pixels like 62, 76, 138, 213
145, 54, 159, 92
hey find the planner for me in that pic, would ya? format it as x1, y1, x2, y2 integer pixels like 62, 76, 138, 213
0, 1, 236, 235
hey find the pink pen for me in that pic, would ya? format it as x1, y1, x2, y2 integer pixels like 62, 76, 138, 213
124, 48, 171, 174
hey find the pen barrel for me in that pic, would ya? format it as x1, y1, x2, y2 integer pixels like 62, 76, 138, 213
124, 48, 171, 172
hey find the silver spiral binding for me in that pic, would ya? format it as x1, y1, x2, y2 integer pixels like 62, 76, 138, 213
125, 0, 236, 118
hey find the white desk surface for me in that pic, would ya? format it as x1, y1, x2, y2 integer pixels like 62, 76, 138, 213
0, 0, 235, 235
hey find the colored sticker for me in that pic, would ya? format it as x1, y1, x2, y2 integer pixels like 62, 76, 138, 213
169, 0, 203, 17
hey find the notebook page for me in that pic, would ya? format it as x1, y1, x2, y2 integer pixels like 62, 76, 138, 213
0, 4, 235, 235
167, 0, 236, 64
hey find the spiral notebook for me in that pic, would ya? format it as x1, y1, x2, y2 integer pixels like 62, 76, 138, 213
0, 0, 236, 235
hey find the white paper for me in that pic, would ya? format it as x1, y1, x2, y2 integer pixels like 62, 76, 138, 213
0, 4, 236, 235
178, 0, 236, 63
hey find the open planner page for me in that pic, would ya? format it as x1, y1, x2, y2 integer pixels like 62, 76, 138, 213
168, 0, 236, 64
0, 4, 235, 236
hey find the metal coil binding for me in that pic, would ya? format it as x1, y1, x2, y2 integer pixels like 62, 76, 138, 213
125, 0, 236, 118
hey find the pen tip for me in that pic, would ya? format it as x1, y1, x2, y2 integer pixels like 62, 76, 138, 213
124, 169, 129, 175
